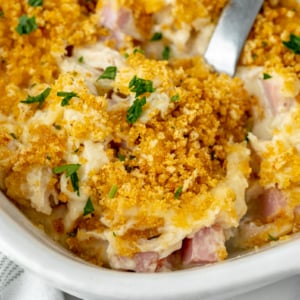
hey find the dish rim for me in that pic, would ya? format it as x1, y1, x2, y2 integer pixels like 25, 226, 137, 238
1, 192, 300, 300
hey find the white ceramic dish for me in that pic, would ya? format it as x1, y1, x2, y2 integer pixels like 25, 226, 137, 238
0, 191, 300, 300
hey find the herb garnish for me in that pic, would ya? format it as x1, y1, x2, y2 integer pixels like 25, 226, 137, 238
9, 133, 17, 139
133, 48, 145, 55
151, 32, 163, 41
162, 45, 171, 60
268, 234, 278, 241
117, 153, 126, 161
28, 0, 43, 7
57, 91, 78, 106
21, 87, 51, 107
126, 97, 147, 124
97, 66, 117, 80
283, 34, 300, 54
263, 73, 272, 80
16, 15, 38, 35
126, 76, 155, 123
128, 76, 155, 97
53, 164, 81, 196
108, 185, 118, 199
78, 56, 84, 63
83, 197, 94, 216
53, 123, 62, 130
0, 11, 4, 18
174, 186, 183, 199
170, 94, 179, 102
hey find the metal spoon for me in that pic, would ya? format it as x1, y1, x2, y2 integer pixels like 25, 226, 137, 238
204, 0, 264, 77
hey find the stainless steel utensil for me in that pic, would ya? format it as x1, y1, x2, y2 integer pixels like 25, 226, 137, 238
204, 0, 264, 77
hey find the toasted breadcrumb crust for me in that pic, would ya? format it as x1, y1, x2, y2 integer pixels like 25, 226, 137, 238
0, 1, 105, 115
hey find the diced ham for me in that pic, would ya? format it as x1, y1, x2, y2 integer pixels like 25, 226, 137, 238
100, 2, 142, 45
182, 226, 226, 266
109, 251, 159, 272
262, 77, 293, 116
258, 188, 286, 221
134, 252, 159, 273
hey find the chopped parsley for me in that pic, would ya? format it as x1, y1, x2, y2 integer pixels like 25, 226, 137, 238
83, 197, 94, 216
129, 76, 155, 97
78, 56, 84, 63
162, 45, 171, 60
251, 53, 258, 61
133, 48, 145, 55
174, 186, 183, 199
283, 34, 300, 54
97, 66, 117, 80
21, 87, 51, 107
170, 94, 179, 102
126, 76, 155, 123
16, 15, 38, 35
0, 11, 4, 18
263, 73, 272, 80
245, 132, 250, 143
28, 0, 43, 7
53, 123, 62, 130
9, 133, 17, 139
268, 234, 278, 241
117, 153, 126, 161
126, 97, 146, 124
151, 32, 163, 41
108, 185, 118, 199
53, 164, 81, 196
57, 91, 78, 106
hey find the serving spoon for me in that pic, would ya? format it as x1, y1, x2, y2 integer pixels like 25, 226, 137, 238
204, 0, 264, 77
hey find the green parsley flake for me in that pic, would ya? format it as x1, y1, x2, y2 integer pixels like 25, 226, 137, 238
16, 15, 38, 35
126, 97, 146, 124
78, 56, 84, 63
117, 153, 126, 161
97, 66, 117, 80
9, 133, 17, 139
28, 0, 43, 7
283, 34, 300, 54
263, 73, 272, 80
21, 87, 51, 107
53, 164, 81, 196
83, 197, 94, 216
151, 32, 163, 41
268, 234, 278, 241
53, 123, 62, 130
133, 48, 145, 55
0, 11, 4, 18
108, 185, 118, 199
162, 45, 171, 60
129, 76, 155, 97
170, 94, 179, 102
174, 186, 183, 199
57, 91, 78, 106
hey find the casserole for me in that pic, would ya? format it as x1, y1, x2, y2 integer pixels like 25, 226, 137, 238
1, 0, 300, 297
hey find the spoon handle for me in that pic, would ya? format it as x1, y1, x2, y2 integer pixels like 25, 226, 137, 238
204, 0, 263, 77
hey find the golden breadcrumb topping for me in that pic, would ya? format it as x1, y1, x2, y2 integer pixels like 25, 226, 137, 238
0, 1, 105, 115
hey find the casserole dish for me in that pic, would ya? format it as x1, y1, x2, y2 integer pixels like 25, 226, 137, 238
1, 0, 300, 298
